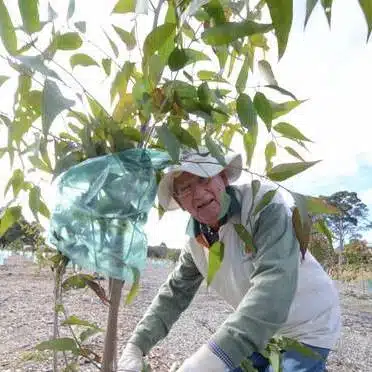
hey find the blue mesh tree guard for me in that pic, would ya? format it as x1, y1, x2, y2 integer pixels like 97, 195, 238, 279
48, 149, 170, 281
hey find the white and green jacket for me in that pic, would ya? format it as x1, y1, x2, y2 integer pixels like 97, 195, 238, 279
128, 183, 341, 368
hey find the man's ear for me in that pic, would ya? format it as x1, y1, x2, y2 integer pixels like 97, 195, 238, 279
220, 170, 229, 186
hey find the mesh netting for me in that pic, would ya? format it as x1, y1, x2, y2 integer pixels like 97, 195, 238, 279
48, 149, 170, 281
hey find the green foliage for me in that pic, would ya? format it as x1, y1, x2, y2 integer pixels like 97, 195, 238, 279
207, 241, 224, 286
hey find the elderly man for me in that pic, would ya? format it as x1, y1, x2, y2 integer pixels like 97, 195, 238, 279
118, 150, 341, 372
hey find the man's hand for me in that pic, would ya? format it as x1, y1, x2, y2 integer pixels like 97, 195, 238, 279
174, 344, 228, 372
117, 343, 144, 372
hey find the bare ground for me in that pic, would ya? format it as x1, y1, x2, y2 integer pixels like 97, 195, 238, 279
0, 255, 371, 372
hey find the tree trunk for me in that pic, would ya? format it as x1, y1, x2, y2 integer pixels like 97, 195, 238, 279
101, 278, 124, 372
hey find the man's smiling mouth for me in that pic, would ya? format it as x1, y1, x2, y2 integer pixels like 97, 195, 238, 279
197, 200, 214, 209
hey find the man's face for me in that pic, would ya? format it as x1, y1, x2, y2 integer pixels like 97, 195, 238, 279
173, 171, 228, 226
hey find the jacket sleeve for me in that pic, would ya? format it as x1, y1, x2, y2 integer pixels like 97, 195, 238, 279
209, 203, 300, 367
128, 247, 203, 355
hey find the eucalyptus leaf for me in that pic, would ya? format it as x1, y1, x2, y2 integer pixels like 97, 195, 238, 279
270, 100, 306, 119
237, 94, 257, 131
253, 92, 272, 131
62, 315, 102, 329
36, 338, 79, 355
67, 0, 75, 20
258, 60, 277, 85
236, 56, 249, 93
218, 191, 231, 219
0, 206, 22, 237
273, 122, 311, 142
18, 0, 41, 34
55, 32, 82, 50
243, 132, 256, 166
197, 70, 228, 83
113, 25, 136, 50
265, 85, 297, 100
267, 161, 320, 181
305, 0, 319, 28
0, 75, 9, 87
125, 267, 140, 305
266, 0, 293, 59
112, 0, 135, 13
15, 55, 61, 81
306, 196, 340, 215
0, 0, 17, 54
314, 219, 334, 248
321, 0, 333, 27
102, 58, 112, 76
168, 48, 189, 71
70, 54, 98, 69
284, 146, 305, 161
104, 30, 119, 57
156, 125, 180, 163
42, 80, 75, 136
202, 20, 272, 46
234, 224, 255, 254
254, 189, 277, 215
207, 241, 224, 285
265, 141, 276, 171
205, 135, 226, 165
359, 0, 372, 40
74, 21, 86, 33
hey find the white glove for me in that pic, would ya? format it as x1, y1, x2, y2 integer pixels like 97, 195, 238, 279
117, 343, 144, 372
176, 344, 228, 372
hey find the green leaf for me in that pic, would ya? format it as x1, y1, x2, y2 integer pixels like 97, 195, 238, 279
62, 316, 102, 330
62, 274, 95, 291
218, 191, 231, 219
284, 146, 305, 161
18, 0, 41, 34
265, 141, 276, 171
274, 122, 311, 142
266, 0, 293, 59
29, 155, 52, 173
148, 54, 164, 87
70, 54, 98, 69
237, 94, 257, 131
0, 75, 9, 87
168, 48, 189, 71
36, 338, 79, 355
202, 20, 273, 46
112, 0, 135, 13
29, 186, 41, 221
55, 32, 82, 50
254, 189, 277, 215
156, 125, 180, 163
305, 196, 340, 215
205, 135, 226, 166
321, 0, 333, 28
67, 0, 75, 20
169, 124, 198, 150
197, 70, 228, 83
291, 192, 311, 232
314, 219, 333, 248
236, 56, 249, 93
281, 337, 322, 359
74, 21, 86, 33
251, 180, 261, 202
258, 60, 277, 85
207, 241, 224, 285
5, 169, 24, 197
0, 0, 17, 54
184, 49, 210, 64
110, 61, 134, 102
270, 100, 306, 119
243, 132, 256, 167
125, 267, 140, 305
15, 55, 61, 81
265, 85, 297, 100
42, 80, 75, 136
113, 25, 136, 50
234, 224, 255, 253
102, 58, 111, 76
214, 45, 228, 71
254, 92, 272, 131
143, 23, 176, 65
305, 0, 318, 28
267, 161, 320, 181
269, 351, 282, 372
0, 206, 22, 237
79, 328, 102, 343
359, 0, 372, 40
292, 206, 311, 257
103, 30, 119, 57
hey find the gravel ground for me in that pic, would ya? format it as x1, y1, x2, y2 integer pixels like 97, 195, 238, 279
0, 255, 371, 372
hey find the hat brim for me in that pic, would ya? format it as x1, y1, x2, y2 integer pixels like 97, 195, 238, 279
157, 153, 242, 211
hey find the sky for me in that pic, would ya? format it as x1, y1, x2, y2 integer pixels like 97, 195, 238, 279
0, 1, 372, 248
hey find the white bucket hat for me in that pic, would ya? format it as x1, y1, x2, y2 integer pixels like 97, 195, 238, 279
158, 149, 242, 211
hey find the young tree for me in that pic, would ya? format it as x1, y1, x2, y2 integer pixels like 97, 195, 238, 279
0, 1, 371, 371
